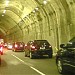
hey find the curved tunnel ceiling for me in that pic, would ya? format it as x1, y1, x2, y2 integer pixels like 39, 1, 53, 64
0, 0, 74, 43
0, 0, 37, 37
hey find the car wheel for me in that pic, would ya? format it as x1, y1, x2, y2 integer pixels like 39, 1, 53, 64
14, 49, 16, 52
30, 52, 33, 59
57, 58, 65, 74
48, 54, 52, 58
25, 51, 27, 57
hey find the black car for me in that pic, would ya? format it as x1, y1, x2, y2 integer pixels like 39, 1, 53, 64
24, 40, 53, 59
56, 37, 75, 74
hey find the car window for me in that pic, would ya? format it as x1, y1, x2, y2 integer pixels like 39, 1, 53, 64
27, 41, 33, 45
14, 42, 24, 45
33, 40, 50, 45
66, 42, 75, 48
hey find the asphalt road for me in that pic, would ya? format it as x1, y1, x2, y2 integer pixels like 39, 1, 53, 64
0, 48, 73, 75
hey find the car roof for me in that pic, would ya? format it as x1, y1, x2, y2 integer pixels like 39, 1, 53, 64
14, 42, 24, 44
34, 40, 47, 41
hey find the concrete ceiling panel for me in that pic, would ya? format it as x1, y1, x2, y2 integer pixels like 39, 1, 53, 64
0, 0, 37, 37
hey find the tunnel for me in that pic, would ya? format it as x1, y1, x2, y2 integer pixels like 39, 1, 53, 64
0, 0, 75, 55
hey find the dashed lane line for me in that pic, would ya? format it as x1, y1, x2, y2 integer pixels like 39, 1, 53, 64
30, 66, 45, 75
11, 54, 32, 66
11, 54, 45, 75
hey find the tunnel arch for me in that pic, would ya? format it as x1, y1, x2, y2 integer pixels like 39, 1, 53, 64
0, 0, 75, 55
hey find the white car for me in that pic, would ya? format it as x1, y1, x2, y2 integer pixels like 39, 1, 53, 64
7, 43, 13, 50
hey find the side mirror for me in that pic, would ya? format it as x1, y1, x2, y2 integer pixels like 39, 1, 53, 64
60, 44, 65, 48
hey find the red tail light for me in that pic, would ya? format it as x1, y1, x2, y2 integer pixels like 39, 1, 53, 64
0, 47, 3, 52
15, 44, 18, 48
31, 46, 35, 49
31, 45, 37, 51
25, 44, 27, 47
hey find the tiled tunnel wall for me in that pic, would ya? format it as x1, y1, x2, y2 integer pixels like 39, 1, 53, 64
5, 0, 75, 54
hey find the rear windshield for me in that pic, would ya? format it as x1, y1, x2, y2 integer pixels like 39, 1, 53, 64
33, 40, 50, 45
14, 42, 24, 45
67, 42, 75, 48
68, 37, 75, 48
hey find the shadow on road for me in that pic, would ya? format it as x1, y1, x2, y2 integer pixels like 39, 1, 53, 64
62, 72, 75, 75
32, 55, 55, 59
0, 59, 7, 67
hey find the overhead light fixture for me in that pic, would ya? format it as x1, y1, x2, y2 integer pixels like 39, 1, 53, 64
3, 10, 6, 13
33, 10, 35, 13
35, 7, 38, 10
6, 0, 9, 6
43, 0, 47, 5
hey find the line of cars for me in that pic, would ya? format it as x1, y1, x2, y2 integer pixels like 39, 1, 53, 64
11, 40, 53, 59
0, 41, 25, 65
3, 42, 25, 51
3, 40, 53, 59
0, 40, 53, 65
12, 42, 25, 52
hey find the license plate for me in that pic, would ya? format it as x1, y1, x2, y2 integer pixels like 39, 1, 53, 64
40, 47, 45, 49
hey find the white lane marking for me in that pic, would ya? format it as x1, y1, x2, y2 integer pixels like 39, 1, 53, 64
30, 66, 45, 75
11, 54, 32, 66
11, 54, 45, 75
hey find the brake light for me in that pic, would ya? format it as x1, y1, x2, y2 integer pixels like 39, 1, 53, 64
25, 44, 27, 46
30, 45, 37, 51
15, 44, 18, 47
31, 46, 35, 49
0, 47, 3, 52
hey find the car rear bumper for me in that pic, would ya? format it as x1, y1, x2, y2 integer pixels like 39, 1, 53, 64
31, 49, 52, 56
14, 48, 24, 51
